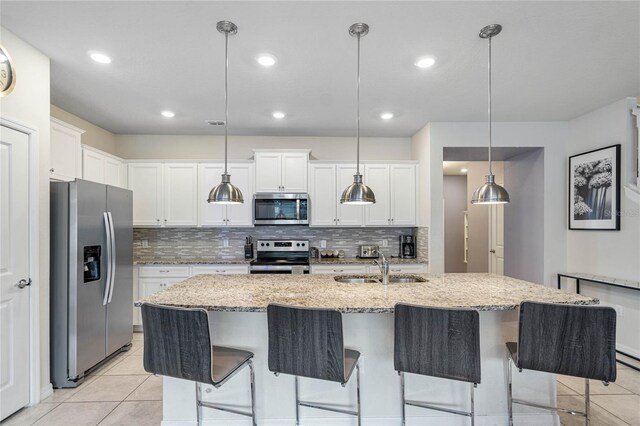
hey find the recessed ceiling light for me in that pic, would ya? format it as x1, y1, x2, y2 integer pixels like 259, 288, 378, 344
161, 111, 175, 118
89, 51, 112, 64
461, 168, 468, 173
414, 56, 436, 68
257, 54, 277, 67
380, 112, 394, 120
272, 111, 285, 119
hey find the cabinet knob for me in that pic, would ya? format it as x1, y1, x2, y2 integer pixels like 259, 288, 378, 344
50, 168, 54, 173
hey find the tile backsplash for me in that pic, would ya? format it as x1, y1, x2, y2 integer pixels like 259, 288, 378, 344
134, 226, 428, 262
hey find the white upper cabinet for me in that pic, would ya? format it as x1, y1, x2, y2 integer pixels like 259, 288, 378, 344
128, 163, 163, 226
163, 164, 198, 227
308, 163, 337, 226
50, 117, 84, 181
81, 145, 126, 188
198, 162, 254, 227
390, 164, 416, 226
364, 164, 391, 226
308, 163, 364, 227
254, 150, 309, 193
365, 163, 417, 227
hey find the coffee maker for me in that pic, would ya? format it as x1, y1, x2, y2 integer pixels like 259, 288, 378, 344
399, 235, 416, 258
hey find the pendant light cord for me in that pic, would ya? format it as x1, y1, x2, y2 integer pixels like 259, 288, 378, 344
224, 31, 229, 175
488, 35, 493, 175
356, 33, 361, 175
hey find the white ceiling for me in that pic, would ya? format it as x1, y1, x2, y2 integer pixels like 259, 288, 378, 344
2, 1, 639, 137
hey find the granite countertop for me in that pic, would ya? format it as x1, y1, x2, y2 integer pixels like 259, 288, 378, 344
310, 257, 428, 265
137, 273, 597, 313
134, 258, 253, 265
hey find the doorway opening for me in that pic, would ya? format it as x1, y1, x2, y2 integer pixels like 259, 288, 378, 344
443, 147, 545, 283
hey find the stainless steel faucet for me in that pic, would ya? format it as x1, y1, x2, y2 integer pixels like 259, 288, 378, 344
374, 253, 390, 285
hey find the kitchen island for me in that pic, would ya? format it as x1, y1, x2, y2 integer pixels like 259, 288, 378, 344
138, 273, 596, 425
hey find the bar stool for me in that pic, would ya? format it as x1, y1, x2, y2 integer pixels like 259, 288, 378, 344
140, 303, 257, 426
506, 301, 617, 426
267, 304, 362, 425
394, 304, 481, 426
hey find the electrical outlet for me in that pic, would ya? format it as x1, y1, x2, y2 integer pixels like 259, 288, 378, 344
141, 239, 149, 248
382, 239, 388, 247
223, 239, 230, 248
613, 305, 624, 317
320, 240, 327, 248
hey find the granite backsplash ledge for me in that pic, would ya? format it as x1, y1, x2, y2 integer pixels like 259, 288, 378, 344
134, 226, 429, 263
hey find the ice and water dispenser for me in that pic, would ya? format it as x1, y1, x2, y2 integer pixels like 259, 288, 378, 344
83, 245, 101, 283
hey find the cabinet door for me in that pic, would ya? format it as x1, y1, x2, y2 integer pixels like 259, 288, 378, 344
164, 164, 198, 226
50, 119, 82, 181
128, 163, 163, 226
140, 278, 164, 298
336, 164, 364, 226
191, 265, 249, 275
104, 157, 123, 187
390, 164, 416, 226
282, 152, 308, 192
255, 152, 282, 192
387, 264, 427, 274
198, 163, 227, 226
364, 164, 391, 226
82, 149, 105, 184
308, 164, 336, 226
311, 265, 368, 274
226, 163, 254, 226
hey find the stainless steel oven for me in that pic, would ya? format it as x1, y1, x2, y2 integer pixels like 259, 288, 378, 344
250, 240, 310, 274
253, 193, 309, 225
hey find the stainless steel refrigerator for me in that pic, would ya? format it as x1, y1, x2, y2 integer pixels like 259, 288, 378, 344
50, 179, 133, 388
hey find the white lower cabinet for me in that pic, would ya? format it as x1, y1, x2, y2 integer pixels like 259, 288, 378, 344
385, 264, 428, 274
311, 263, 428, 275
191, 265, 249, 275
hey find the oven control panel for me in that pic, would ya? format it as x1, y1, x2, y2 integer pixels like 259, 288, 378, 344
256, 240, 309, 252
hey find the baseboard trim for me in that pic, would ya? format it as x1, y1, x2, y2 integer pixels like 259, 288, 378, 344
162, 413, 559, 425
39, 383, 53, 402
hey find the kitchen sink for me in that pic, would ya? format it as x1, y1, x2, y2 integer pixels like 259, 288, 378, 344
334, 276, 379, 284
388, 275, 427, 283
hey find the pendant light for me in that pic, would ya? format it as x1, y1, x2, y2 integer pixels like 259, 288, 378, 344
207, 20, 244, 204
340, 23, 376, 205
471, 24, 510, 205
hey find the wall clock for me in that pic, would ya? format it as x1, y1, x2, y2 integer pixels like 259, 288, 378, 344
0, 44, 16, 97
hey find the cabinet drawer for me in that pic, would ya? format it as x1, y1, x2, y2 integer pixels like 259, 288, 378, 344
387, 264, 428, 274
191, 265, 249, 275
139, 266, 190, 278
311, 265, 368, 275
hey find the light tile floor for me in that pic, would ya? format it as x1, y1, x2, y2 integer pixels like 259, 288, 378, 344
2, 332, 639, 425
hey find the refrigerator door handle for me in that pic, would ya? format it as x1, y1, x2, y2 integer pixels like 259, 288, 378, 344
103, 212, 113, 306
107, 212, 116, 303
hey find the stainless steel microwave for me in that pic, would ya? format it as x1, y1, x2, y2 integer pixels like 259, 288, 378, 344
253, 193, 309, 225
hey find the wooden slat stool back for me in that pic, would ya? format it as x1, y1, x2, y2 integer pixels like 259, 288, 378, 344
141, 303, 256, 426
506, 301, 617, 425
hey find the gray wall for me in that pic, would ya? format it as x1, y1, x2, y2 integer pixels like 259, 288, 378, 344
443, 176, 467, 273
504, 149, 544, 283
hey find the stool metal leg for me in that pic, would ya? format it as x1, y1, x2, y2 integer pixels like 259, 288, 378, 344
470, 383, 475, 426
195, 382, 203, 426
584, 378, 590, 426
248, 360, 257, 426
400, 372, 406, 426
356, 361, 361, 426
295, 375, 300, 426
507, 354, 513, 426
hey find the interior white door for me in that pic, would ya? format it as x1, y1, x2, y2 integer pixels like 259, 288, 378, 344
254, 152, 282, 192
82, 149, 105, 184
226, 163, 254, 226
0, 126, 31, 420
281, 152, 308, 192
163, 164, 198, 226
104, 157, 123, 187
390, 164, 416, 226
308, 164, 336, 226
336, 164, 364, 226
128, 163, 163, 226
198, 164, 227, 226
364, 164, 391, 226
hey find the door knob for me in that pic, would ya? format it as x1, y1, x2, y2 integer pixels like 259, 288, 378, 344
490, 249, 496, 254
16, 278, 32, 289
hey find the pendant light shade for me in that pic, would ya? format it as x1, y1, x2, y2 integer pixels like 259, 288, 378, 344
340, 23, 375, 205
471, 24, 510, 205
208, 20, 244, 204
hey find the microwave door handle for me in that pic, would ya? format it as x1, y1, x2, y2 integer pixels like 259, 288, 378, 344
102, 212, 112, 306
107, 212, 116, 303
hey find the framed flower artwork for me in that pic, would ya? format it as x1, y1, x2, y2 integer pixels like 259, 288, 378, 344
569, 144, 621, 230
